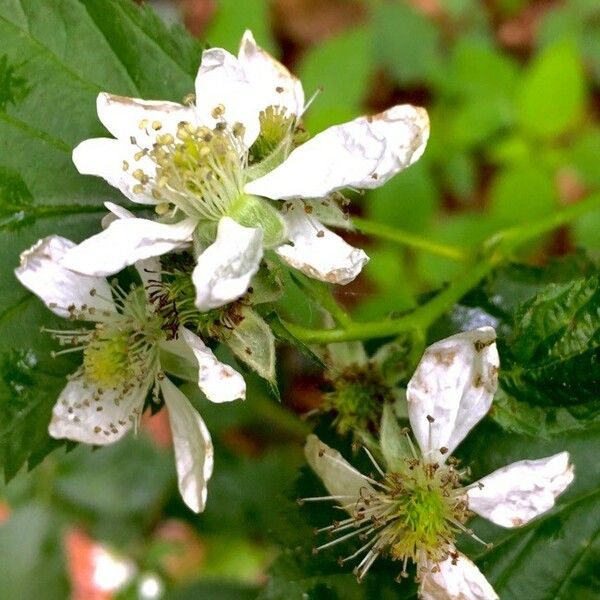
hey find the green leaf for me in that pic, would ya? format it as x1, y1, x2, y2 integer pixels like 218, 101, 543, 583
0, 0, 201, 478
518, 41, 586, 139
372, 2, 442, 86
0, 503, 69, 600
500, 275, 599, 419
205, 0, 276, 55
297, 27, 371, 134
488, 164, 557, 226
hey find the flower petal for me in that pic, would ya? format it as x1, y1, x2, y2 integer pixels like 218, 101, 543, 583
180, 328, 245, 403
161, 377, 214, 513
304, 434, 375, 509
14, 236, 115, 320
467, 452, 574, 528
192, 216, 263, 311
407, 327, 499, 463
238, 30, 304, 117
245, 104, 429, 199
194, 48, 260, 146
275, 204, 368, 284
96, 92, 195, 144
101, 201, 136, 229
420, 551, 498, 600
49, 375, 146, 445
72, 138, 158, 206
60, 217, 196, 277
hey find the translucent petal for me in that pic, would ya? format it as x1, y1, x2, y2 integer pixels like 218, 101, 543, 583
180, 328, 246, 403
72, 138, 158, 205
192, 216, 263, 311
304, 435, 375, 510
467, 452, 574, 528
194, 48, 260, 147
420, 551, 498, 600
407, 327, 499, 463
60, 217, 195, 277
161, 377, 214, 513
275, 205, 368, 284
245, 104, 429, 199
14, 236, 115, 320
49, 375, 146, 445
238, 30, 304, 117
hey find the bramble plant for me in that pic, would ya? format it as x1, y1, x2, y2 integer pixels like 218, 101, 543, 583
0, 2, 598, 599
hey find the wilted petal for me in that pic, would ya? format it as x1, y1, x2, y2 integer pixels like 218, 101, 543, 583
420, 552, 498, 600
275, 205, 368, 284
304, 435, 375, 510
238, 30, 304, 117
60, 217, 195, 277
180, 328, 245, 403
407, 327, 499, 463
72, 138, 158, 205
467, 452, 574, 528
96, 92, 195, 144
161, 377, 214, 513
195, 48, 260, 146
192, 216, 263, 311
15, 236, 115, 320
245, 104, 429, 199
49, 375, 147, 445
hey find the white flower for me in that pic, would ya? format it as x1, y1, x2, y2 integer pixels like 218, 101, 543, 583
60, 30, 429, 310
15, 235, 247, 513
304, 327, 574, 598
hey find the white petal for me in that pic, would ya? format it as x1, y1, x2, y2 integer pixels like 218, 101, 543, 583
97, 92, 195, 144
60, 217, 196, 277
407, 327, 499, 463
420, 552, 498, 600
245, 104, 429, 200
49, 375, 146, 445
275, 205, 368, 284
194, 48, 260, 147
161, 377, 214, 513
192, 216, 263, 311
467, 452, 574, 528
238, 30, 304, 117
14, 236, 115, 320
304, 434, 375, 510
180, 328, 245, 403
72, 138, 158, 206
104, 201, 135, 219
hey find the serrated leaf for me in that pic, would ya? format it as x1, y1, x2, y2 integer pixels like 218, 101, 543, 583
0, 0, 201, 478
500, 275, 599, 416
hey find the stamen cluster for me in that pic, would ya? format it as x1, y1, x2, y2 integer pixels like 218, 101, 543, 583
128, 113, 247, 220
303, 438, 481, 583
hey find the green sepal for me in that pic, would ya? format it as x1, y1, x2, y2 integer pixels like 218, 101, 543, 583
263, 311, 326, 369
249, 260, 285, 305
222, 306, 276, 383
380, 402, 412, 472
192, 221, 218, 256
227, 194, 287, 248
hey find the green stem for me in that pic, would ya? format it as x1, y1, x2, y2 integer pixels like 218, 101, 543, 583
352, 216, 469, 262
285, 195, 600, 344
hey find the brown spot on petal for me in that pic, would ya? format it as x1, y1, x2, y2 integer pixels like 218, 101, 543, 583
511, 517, 524, 527
474, 339, 494, 352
